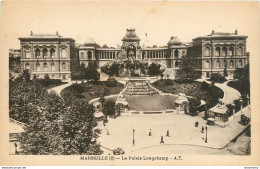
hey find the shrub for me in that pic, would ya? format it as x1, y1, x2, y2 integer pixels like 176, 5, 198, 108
210, 73, 227, 83
165, 79, 173, 85
106, 78, 117, 87
201, 81, 209, 91
113, 147, 125, 155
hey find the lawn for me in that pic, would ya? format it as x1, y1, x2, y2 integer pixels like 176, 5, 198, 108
61, 81, 124, 101
152, 80, 224, 108
126, 95, 178, 111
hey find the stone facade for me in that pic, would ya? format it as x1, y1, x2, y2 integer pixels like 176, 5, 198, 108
19, 31, 79, 81
12, 29, 249, 81
189, 30, 249, 79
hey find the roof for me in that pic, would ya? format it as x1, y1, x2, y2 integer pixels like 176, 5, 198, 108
167, 37, 182, 45
210, 103, 228, 114
122, 29, 140, 41
19, 31, 75, 41
193, 30, 248, 41
84, 37, 99, 47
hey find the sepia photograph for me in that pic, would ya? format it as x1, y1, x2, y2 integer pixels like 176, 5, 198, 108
1, 1, 260, 166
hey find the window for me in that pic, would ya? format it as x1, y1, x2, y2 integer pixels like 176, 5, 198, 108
175, 61, 179, 67
35, 48, 40, 58
62, 62, 66, 69
44, 62, 47, 71
239, 59, 243, 67
205, 60, 210, 68
25, 48, 30, 58
50, 48, 55, 58
229, 47, 234, 56
174, 50, 179, 58
215, 47, 220, 57
205, 47, 210, 56
25, 62, 30, 69
230, 60, 234, 68
237, 46, 243, 56
216, 60, 220, 68
223, 47, 227, 57
36, 62, 40, 71
87, 51, 92, 60
43, 48, 48, 58
51, 62, 55, 71
61, 48, 67, 58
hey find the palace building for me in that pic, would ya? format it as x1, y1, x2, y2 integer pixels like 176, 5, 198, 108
12, 29, 249, 81
18, 31, 79, 81
188, 30, 249, 79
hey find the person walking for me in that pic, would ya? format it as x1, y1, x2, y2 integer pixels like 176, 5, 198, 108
160, 136, 164, 144
148, 129, 152, 136
201, 126, 204, 133
195, 121, 199, 128
166, 130, 170, 137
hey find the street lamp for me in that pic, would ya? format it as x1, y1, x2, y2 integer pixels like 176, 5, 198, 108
205, 126, 208, 143
239, 98, 243, 116
133, 129, 135, 146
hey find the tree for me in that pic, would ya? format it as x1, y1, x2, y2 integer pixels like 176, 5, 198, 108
147, 63, 162, 76
22, 69, 31, 83
175, 56, 200, 83
234, 63, 249, 82
11, 77, 102, 155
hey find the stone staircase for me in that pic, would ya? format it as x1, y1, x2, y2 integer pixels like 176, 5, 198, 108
124, 81, 158, 95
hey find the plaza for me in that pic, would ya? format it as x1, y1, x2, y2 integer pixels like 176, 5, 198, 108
97, 106, 250, 155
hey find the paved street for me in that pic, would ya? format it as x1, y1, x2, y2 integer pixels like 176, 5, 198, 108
97, 106, 250, 155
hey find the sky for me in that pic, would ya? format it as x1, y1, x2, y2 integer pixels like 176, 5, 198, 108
1, 1, 259, 50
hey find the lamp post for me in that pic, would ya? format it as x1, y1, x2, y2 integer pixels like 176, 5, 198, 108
239, 98, 243, 116
246, 94, 250, 106
133, 129, 135, 146
205, 126, 208, 143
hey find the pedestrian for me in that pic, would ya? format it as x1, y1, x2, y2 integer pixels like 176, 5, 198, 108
160, 136, 164, 144
195, 121, 199, 128
201, 126, 204, 133
148, 129, 152, 136
166, 130, 170, 137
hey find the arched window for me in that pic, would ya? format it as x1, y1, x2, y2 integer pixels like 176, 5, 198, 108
205, 47, 210, 56
205, 60, 210, 68
51, 62, 55, 71
43, 62, 47, 71
61, 48, 67, 58
216, 60, 220, 68
223, 60, 227, 68
62, 62, 66, 69
87, 51, 92, 60
215, 47, 220, 57
50, 48, 55, 58
239, 59, 243, 67
25, 47, 30, 58
25, 62, 30, 69
229, 47, 234, 56
35, 48, 40, 58
230, 60, 234, 68
43, 48, 48, 58
36, 62, 40, 71
237, 46, 243, 55
223, 47, 227, 57
174, 50, 179, 58
175, 61, 179, 67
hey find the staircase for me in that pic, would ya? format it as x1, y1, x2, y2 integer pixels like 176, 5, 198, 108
124, 80, 158, 95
